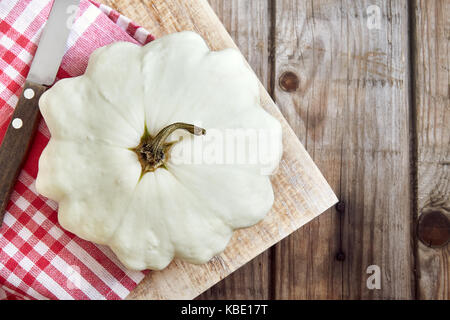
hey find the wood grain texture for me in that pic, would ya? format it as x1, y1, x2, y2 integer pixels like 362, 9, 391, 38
272, 0, 414, 299
271, 0, 342, 299
197, 0, 272, 300
97, 0, 337, 300
413, 0, 450, 300
339, 0, 414, 299
0, 81, 47, 221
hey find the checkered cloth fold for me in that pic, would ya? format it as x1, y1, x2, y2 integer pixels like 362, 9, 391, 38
0, 0, 155, 300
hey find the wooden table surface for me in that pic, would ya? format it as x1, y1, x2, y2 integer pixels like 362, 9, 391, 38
100, 0, 449, 300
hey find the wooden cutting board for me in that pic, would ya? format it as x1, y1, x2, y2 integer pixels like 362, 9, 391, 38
103, 0, 339, 300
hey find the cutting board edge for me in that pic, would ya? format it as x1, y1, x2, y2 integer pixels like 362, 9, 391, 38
122, 0, 339, 300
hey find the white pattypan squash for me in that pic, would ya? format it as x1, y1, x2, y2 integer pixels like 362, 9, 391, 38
36, 31, 282, 270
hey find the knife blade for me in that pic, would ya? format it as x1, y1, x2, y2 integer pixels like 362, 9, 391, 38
0, 0, 80, 224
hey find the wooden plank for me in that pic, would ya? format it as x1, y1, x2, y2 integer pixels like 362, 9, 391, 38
271, 0, 342, 299
413, 0, 450, 300
272, 0, 414, 299
197, 0, 272, 300
97, 0, 337, 300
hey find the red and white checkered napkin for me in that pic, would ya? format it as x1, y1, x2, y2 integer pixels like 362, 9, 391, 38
0, 0, 156, 300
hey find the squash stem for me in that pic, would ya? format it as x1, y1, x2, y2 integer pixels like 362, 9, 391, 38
134, 122, 206, 173
149, 123, 206, 156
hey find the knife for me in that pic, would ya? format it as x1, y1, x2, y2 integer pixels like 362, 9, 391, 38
0, 0, 80, 224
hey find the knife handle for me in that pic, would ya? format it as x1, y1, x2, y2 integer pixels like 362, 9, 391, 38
0, 80, 47, 223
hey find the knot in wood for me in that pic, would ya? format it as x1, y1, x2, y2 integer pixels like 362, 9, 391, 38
335, 201, 345, 213
279, 71, 299, 92
335, 251, 346, 261
417, 209, 450, 248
